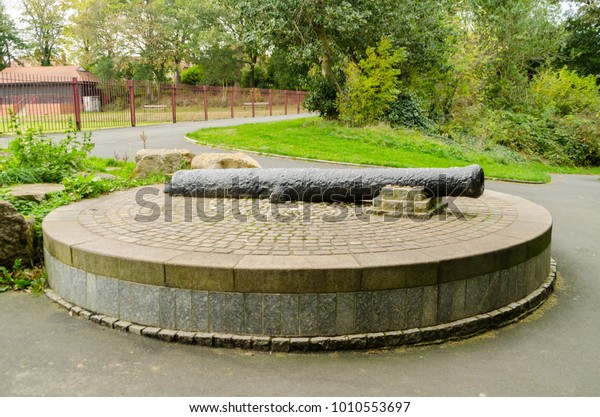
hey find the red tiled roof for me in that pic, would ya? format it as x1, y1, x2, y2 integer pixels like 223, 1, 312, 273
0, 65, 97, 82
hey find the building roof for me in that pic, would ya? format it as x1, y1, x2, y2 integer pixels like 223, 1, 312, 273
0, 65, 97, 83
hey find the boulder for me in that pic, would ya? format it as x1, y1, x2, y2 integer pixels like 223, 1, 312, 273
133, 148, 195, 179
0, 200, 35, 268
4, 183, 65, 203
191, 152, 261, 169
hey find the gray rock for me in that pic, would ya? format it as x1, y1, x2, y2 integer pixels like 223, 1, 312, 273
133, 148, 195, 179
191, 152, 261, 170
4, 183, 65, 202
0, 200, 35, 268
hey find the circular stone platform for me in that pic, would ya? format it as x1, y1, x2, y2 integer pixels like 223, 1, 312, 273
42, 186, 555, 351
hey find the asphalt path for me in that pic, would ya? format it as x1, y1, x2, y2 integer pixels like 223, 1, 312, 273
1, 118, 599, 396
1, 113, 323, 168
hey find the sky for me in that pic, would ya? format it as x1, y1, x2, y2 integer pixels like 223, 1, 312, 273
3, 0, 24, 27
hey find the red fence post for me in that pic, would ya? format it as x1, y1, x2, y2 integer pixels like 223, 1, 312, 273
72, 77, 82, 130
203, 85, 208, 121
230, 86, 235, 119
171, 82, 177, 123
251, 88, 255, 118
283, 90, 288, 115
128, 80, 136, 127
269, 90, 273, 116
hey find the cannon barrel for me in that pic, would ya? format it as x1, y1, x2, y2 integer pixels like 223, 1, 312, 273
165, 164, 485, 202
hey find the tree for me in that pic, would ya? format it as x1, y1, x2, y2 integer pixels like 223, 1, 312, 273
262, 0, 399, 90
560, 0, 600, 77
266, 48, 310, 90
338, 38, 405, 127
214, 0, 271, 88
150, 0, 217, 82
192, 46, 240, 86
66, 0, 157, 79
115, 0, 217, 82
66, 0, 216, 81
465, 0, 565, 107
65, 0, 129, 74
21, 0, 65, 66
0, 2, 24, 69
385, 0, 457, 82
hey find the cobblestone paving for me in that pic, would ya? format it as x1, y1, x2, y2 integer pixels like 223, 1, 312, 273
78, 189, 517, 256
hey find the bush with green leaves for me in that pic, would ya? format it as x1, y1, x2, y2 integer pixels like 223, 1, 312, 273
61, 174, 136, 200
553, 115, 600, 166
384, 93, 435, 131
304, 75, 340, 120
0, 116, 94, 185
461, 68, 600, 167
529, 67, 600, 117
489, 110, 600, 166
338, 38, 406, 127
181, 65, 205, 86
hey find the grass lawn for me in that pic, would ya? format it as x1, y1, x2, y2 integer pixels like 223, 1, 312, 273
187, 118, 600, 183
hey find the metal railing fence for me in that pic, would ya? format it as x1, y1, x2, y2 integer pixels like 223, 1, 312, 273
0, 73, 309, 133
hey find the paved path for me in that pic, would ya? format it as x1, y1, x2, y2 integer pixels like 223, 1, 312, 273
1, 114, 325, 169
1, 119, 599, 396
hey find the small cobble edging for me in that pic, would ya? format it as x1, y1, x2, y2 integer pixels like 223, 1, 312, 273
44, 260, 557, 352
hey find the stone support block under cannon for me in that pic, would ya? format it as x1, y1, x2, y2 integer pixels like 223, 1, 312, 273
164, 164, 485, 203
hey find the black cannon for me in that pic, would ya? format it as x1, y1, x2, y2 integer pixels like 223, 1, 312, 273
164, 164, 485, 203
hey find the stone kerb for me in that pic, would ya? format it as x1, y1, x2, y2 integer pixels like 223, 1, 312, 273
42, 187, 554, 347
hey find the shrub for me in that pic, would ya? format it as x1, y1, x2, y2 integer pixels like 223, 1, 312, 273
62, 175, 130, 200
490, 110, 600, 166
384, 93, 435, 131
554, 115, 600, 166
492, 112, 565, 163
338, 38, 405, 127
304, 75, 340, 120
181, 65, 205, 86
529, 67, 600, 116
0, 116, 94, 185
470, 68, 600, 167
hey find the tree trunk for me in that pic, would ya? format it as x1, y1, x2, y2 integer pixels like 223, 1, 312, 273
249, 62, 255, 88
315, 25, 341, 93
249, 53, 258, 88
41, 45, 51, 66
174, 61, 182, 84
320, 52, 333, 80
